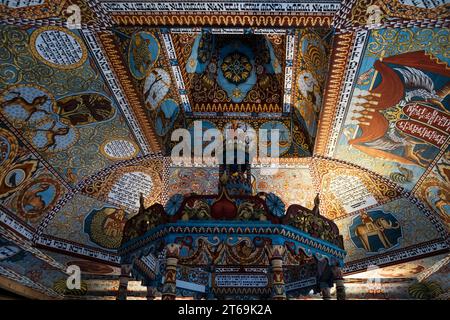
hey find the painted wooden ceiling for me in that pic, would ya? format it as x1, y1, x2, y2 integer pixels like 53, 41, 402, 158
0, 0, 449, 299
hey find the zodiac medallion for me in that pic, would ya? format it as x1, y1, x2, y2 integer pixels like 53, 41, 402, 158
128, 32, 160, 80
16, 176, 61, 220
0, 85, 79, 153
0, 160, 38, 199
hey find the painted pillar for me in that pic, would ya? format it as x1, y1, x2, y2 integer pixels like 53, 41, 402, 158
321, 286, 332, 300
146, 286, 157, 300
116, 264, 131, 300
161, 243, 180, 300
269, 245, 286, 300
332, 264, 346, 300
318, 260, 332, 300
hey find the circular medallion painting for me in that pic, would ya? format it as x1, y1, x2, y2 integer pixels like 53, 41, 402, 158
260, 121, 291, 156
4, 169, 26, 188
221, 52, 252, 84
84, 207, 127, 249
128, 32, 160, 80
0, 160, 38, 199
100, 139, 139, 160
30, 26, 87, 70
17, 177, 61, 220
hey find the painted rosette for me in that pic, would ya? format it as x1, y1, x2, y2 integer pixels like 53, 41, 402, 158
265, 192, 286, 217
165, 194, 184, 216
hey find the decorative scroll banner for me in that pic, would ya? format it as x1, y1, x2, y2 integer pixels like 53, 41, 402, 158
215, 266, 268, 273
329, 175, 378, 213
160, 30, 191, 113
403, 103, 450, 134
343, 240, 449, 274
213, 266, 269, 288
0, 209, 34, 240
176, 279, 207, 293
396, 119, 448, 148
35, 235, 120, 264
170, 28, 288, 34
101, 2, 341, 13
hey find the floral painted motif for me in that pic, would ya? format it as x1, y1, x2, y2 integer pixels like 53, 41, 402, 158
266, 192, 286, 217
165, 194, 184, 216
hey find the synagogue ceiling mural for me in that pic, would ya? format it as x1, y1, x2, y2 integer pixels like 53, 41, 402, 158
0, 0, 448, 299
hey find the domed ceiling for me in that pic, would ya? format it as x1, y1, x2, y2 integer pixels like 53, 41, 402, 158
0, 0, 449, 299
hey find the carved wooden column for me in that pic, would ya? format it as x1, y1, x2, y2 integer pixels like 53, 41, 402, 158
116, 264, 131, 300
161, 243, 180, 300
268, 245, 286, 300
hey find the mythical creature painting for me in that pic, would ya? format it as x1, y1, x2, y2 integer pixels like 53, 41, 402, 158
17, 177, 60, 220
56, 94, 115, 126
349, 211, 402, 253
84, 207, 128, 249
346, 50, 449, 167
1, 86, 76, 152
1, 91, 50, 121
128, 32, 160, 80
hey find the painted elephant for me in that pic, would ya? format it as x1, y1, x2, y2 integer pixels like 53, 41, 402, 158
355, 217, 400, 252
